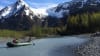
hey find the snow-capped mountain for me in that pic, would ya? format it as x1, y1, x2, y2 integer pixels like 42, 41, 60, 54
0, 0, 100, 30
47, 2, 70, 18
1, 0, 100, 21
68, 0, 100, 14
47, 0, 100, 17
44, 0, 100, 27
0, 0, 44, 30
0, 0, 34, 19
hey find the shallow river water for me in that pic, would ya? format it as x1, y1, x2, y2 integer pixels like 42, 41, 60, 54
0, 36, 88, 56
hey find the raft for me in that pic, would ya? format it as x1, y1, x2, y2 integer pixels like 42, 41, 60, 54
6, 42, 32, 47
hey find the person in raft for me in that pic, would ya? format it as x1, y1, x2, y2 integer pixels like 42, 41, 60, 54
12, 37, 32, 44
12, 38, 19, 43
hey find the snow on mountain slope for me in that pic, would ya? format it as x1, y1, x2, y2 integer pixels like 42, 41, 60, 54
0, 0, 70, 19
31, 4, 58, 18
47, 8, 69, 18
0, 0, 31, 18
31, 8, 48, 19
0, 0, 53, 20
47, 0, 100, 18
47, 2, 69, 18
1, 0, 100, 19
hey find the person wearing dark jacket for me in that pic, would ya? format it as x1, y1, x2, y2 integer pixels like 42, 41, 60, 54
12, 39, 19, 43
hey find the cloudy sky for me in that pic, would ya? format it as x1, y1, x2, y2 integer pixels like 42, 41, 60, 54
0, 0, 71, 10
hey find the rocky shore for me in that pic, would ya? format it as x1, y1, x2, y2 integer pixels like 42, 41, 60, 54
74, 36, 100, 56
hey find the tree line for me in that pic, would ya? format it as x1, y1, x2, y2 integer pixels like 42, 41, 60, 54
66, 12, 100, 34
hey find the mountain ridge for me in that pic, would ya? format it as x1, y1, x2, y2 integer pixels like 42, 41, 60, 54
0, 0, 100, 30
0, 0, 40, 30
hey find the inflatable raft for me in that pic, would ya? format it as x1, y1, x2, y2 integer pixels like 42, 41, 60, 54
6, 42, 32, 47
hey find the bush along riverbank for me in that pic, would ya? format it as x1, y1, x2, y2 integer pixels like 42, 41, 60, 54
0, 26, 62, 38
74, 37, 100, 56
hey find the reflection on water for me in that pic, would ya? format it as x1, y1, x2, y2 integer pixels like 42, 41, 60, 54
0, 36, 88, 56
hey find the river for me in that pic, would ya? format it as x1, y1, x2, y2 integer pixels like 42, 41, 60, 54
0, 36, 88, 56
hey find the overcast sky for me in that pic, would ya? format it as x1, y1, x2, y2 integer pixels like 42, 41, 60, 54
0, 0, 71, 10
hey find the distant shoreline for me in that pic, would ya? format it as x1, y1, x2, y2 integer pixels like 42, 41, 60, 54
0, 34, 90, 43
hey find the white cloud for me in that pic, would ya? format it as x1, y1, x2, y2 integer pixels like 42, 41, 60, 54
27, 1, 58, 9
28, 2, 58, 16
31, 8, 48, 15
25, 1, 58, 17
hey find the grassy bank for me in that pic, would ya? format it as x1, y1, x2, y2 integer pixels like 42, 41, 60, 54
0, 27, 61, 38
0, 30, 27, 38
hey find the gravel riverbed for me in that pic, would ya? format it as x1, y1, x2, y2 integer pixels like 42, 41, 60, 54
74, 37, 100, 56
